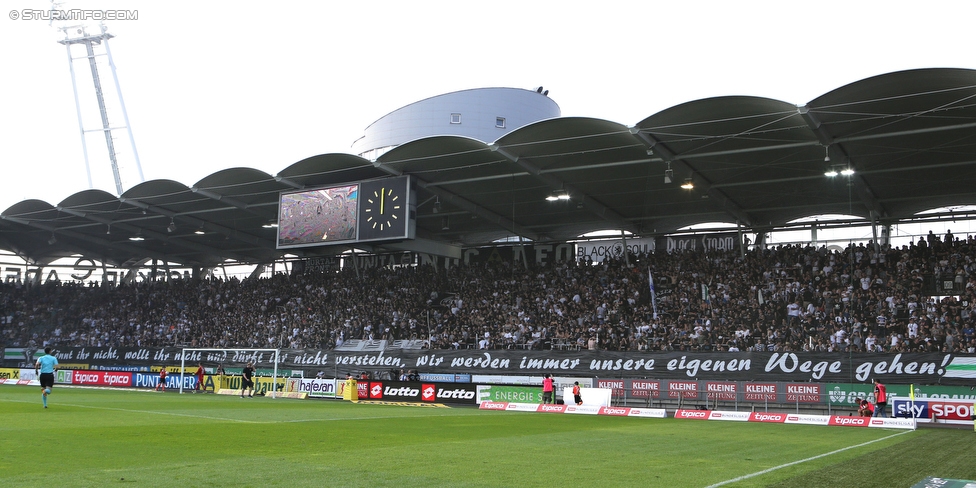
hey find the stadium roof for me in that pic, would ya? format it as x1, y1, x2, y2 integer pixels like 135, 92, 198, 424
3, 68, 976, 268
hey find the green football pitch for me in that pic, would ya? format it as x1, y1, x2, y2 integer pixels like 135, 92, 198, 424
1, 386, 974, 487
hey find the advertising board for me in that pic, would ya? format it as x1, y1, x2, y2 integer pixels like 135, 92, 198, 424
893, 398, 975, 424
359, 381, 478, 405
73, 370, 133, 387
785, 383, 822, 402
476, 385, 544, 404
292, 378, 338, 398
628, 379, 660, 398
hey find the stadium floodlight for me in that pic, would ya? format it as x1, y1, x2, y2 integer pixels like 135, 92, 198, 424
179, 348, 281, 398
546, 190, 570, 201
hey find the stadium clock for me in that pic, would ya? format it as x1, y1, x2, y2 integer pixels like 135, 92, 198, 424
357, 176, 410, 241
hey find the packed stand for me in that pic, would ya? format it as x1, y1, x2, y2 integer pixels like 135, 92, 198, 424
2, 231, 976, 354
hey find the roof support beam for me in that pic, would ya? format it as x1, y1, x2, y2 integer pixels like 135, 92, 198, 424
0, 213, 169, 265
630, 127, 754, 227
704, 188, 754, 227
629, 127, 678, 162
274, 175, 304, 189
191, 186, 268, 219
57, 206, 253, 264
372, 237, 462, 259
491, 144, 639, 235
117, 197, 271, 250
369, 154, 542, 241
799, 106, 887, 219
647, 120, 976, 162
417, 183, 540, 241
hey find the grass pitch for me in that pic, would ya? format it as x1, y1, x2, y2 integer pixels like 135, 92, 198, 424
1, 386, 974, 487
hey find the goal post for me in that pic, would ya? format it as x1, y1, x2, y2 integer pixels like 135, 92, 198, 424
179, 348, 281, 398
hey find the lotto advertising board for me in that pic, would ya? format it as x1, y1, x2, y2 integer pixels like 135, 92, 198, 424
893, 398, 975, 425
359, 381, 478, 405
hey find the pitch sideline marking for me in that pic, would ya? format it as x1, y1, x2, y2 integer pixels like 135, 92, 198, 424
704, 430, 913, 488
0, 397, 473, 424
271, 413, 466, 423
0, 398, 260, 423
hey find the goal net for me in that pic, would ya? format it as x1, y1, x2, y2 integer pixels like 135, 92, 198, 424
179, 348, 281, 398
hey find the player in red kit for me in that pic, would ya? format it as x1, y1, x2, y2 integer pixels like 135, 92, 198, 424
872, 378, 887, 417
195, 363, 205, 393
156, 368, 167, 392
858, 398, 874, 417
542, 374, 554, 404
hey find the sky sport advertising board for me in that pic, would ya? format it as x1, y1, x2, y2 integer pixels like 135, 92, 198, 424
826, 383, 976, 406
893, 398, 975, 424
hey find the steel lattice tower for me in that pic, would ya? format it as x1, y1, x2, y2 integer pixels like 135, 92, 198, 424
57, 22, 143, 195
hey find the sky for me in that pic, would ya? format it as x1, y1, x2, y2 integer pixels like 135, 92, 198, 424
2, 0, 975, 214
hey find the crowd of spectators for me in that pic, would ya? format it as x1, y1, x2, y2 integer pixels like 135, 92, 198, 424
3, 230, 976, 355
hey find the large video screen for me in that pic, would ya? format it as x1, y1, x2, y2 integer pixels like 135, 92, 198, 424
277, 184, 359, 249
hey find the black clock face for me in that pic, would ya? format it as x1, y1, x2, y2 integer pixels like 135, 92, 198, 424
365, 186, 401, 230
358, 177, 409, 241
